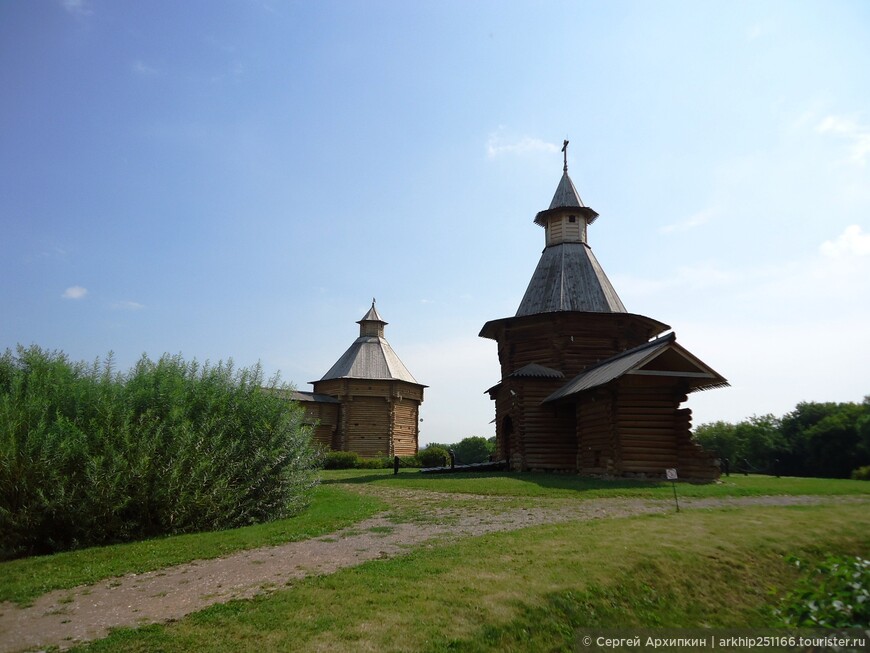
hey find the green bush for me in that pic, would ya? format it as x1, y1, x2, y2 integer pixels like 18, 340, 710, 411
0, 346, 319, 560
355, 456, 392, 469
322, 451, 360, 469
851, 465, 870, 480
452, 435, 495, 464
419, 445, 450, 468
775, 555, 870, 628
321, 452, 394, 469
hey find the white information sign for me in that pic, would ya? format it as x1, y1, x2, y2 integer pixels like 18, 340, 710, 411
665, 468, 678, 480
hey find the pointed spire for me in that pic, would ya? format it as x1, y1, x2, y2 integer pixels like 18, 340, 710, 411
548, 171, 584, 210
358, 298, 387, 337
535, 144, 599, 226
359, 298, 386, 325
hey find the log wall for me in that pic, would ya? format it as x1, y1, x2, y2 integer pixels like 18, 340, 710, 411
299, 402, 339, 450
614, 378, 680, 475
392, 399, 419, 457
344, 396, 391, 457
512, 378, 576, 471
576, 388, 617, 474
310, 378, 423, 457
495, 313, 662, 382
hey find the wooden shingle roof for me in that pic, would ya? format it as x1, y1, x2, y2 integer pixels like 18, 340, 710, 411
515, 242, 626, 316
543, 332, 728, 403
318, 336, 422, 384
316, 304, 424, 386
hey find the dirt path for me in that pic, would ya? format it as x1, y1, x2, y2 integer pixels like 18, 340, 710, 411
0, 494, 861, 652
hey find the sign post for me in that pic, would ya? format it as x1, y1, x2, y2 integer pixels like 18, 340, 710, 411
666, 468, 680, 512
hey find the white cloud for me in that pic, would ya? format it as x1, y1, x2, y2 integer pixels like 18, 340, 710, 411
614, 262, 737, 297
745, 23, 766, 41
486, 130, 559, 159
61, 0, 92, 16
659, 207, 717, 234
132, 60, 159, 77
817, 115, 870, 166
820, 224, 870, 258
62, 286, 88, 300
113, 300, 145, 311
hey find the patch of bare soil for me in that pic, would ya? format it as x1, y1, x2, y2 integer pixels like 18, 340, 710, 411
0, 493, 860, 652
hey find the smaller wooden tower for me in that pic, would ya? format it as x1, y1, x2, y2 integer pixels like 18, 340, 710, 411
303, 301, 425, 457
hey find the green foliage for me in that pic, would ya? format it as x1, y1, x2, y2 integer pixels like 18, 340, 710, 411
451, 435, 495, 464
852, 465, 870, 481
775, 555, 870, 628
0, 345, 320, 559
321, 451, 394, 469
322, 451, 360, 469
694, 397, 870, 479
356, 456, 393, 469
419, 444, 450, 468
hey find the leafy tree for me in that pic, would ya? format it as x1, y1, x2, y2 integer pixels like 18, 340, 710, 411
451, 435, 495, 464
734, 414, 786, 473
693, 420, 739, 465
418, 444, 450, 467
696, 399, 870, 479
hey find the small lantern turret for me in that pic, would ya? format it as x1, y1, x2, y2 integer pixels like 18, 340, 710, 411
533, 141, 599, 247
357, 298, 386, 338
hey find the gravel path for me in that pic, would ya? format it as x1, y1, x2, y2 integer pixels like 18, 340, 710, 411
0, 493, 862, 652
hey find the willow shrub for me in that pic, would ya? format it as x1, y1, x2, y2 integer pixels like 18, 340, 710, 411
0, 346, 319, 560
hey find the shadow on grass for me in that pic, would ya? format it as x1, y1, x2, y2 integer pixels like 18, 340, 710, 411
321, 469, 667, 494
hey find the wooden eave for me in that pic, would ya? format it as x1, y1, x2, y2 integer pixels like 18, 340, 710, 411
533, 205, 599, 227
508, 363, 565, 379
290, 390, 341, 404
479, 311, 670, 341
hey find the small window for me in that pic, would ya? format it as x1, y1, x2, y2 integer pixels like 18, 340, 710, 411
568, 215, 576, 223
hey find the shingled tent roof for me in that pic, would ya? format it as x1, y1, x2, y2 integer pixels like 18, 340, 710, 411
515, 243, 626, 315
316, 304, 424, 386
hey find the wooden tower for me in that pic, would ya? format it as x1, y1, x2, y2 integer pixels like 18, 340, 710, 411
302, 301, 425, 457
480, 144, 727, 479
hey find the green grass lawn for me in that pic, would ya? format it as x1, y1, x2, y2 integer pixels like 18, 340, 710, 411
0, 485, 385, 606
77, 502, 870, 653
7, 469, 869, 652
5, 471, 866, 608
323, 468, 870, 499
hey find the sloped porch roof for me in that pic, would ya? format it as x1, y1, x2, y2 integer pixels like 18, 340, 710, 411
543, 332, 728, 403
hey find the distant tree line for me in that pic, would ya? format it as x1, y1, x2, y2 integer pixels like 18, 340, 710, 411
321, 436, 497, 470
693, 397, 870, 479
0, 346, 320, 560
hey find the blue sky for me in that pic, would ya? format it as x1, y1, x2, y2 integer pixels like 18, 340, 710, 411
2, 0, 869, 445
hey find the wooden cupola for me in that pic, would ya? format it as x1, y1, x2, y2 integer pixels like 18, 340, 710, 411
516, 141, 626, 316
533, 141, 600, 247
357, 299, 386, 338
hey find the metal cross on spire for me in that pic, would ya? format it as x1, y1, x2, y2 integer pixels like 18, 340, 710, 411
562, 139, 569, 172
